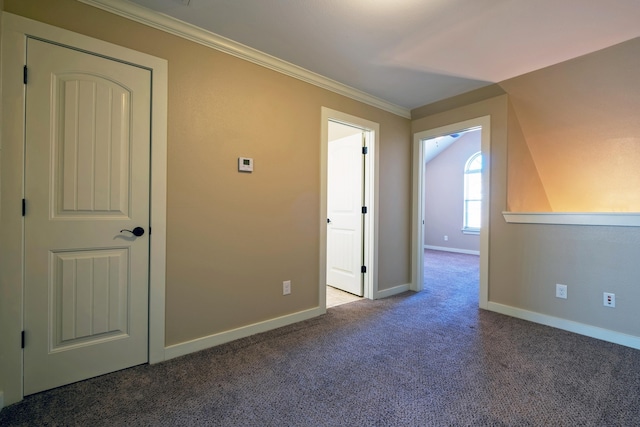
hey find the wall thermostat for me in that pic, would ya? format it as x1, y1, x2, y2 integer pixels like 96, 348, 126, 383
238, 157, 254, 172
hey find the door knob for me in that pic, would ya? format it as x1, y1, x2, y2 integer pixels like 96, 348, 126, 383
120, 226, 145, 237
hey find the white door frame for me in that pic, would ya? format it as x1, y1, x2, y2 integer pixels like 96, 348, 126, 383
0, 12, 168, 406
320, 107, 379, 306
411, 116, 490, 309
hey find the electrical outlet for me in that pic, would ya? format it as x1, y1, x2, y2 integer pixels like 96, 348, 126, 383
555, 284, 567, 299
603, 292, 615, 308
444, 235, 448, 241
283, 280, 291, 295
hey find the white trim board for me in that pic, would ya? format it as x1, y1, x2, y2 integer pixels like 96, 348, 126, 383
424, 245, 480, 256
167, 287, 433, 359
166, 282, 412, 360
165, 307, 325, 360
375, 283, 411, 299
0, 12, 167, 406
78, 0, 410, 119
503, 212, 640, 227
487, 302, 640, 350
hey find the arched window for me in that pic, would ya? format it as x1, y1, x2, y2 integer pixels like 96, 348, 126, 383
463, 152, 482, 232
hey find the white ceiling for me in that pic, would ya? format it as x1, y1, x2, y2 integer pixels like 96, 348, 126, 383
128, 0, 640, 110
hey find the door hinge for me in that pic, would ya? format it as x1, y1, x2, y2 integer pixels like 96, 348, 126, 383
23, 65, 28, 84
21, 331, 25, 349
362, 206, 367, 214
22, 199, 26, 216
362, 146, 368, 155
149, 226, 152, 235
361, 266, 367, 274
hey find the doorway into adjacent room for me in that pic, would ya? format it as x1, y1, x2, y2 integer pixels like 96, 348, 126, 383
411, 117, 490, 309
321, 108, 379, 308
422, 128, 481, 255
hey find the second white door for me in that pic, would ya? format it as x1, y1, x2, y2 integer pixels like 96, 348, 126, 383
326, 121, 365, 296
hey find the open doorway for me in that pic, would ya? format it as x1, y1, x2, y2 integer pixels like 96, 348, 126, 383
421, 128, 481, 307
423, 128, 481, 255
320, 108, 379, 309
411, 117, 490, 309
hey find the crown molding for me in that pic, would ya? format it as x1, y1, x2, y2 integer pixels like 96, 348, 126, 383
78, 0, 411, 119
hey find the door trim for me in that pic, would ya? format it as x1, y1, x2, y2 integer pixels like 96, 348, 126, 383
0, 12, 168, 406
320, 107, 379, 306
411, 116, 490, 309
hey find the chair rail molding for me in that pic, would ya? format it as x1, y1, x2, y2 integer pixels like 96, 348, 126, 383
503, 212, 640, 227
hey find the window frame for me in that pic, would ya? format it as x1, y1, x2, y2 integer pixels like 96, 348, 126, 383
463, 151, 482, 234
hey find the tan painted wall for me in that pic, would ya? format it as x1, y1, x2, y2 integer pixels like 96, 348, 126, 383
4, 0, 411, 346
500, 38, 640, 212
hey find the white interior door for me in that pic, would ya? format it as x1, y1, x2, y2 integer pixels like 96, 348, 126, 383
326, 122, 364, 296
23, 38, 151, 395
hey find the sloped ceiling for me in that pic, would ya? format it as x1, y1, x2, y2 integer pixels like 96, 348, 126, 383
127, 0, 640, 110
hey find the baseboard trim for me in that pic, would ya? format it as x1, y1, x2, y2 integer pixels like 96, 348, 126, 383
375, 283, 410, 299
487, 302, 640, 350
424, 245, 480, 256
164, 307, 325, 361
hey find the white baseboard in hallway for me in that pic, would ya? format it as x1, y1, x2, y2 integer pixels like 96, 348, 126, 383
424, 245, 479, 256
163, 306, 324, 361
375, 283, 410, 299
487, 302, 640, 351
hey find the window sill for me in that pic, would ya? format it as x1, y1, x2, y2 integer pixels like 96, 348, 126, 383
461, 228, 480, 235
502, 212, 640, 227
